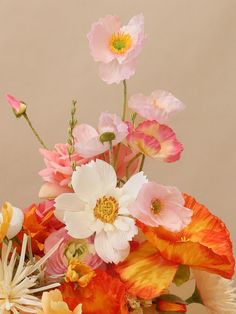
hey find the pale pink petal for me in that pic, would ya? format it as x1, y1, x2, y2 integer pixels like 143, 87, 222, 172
99, 58, 137, 84
98, 112, 128, 143
119, 13, 146, 64
128, 93, 154, 120
87, 15, 120, 63
38, 182, 72, 200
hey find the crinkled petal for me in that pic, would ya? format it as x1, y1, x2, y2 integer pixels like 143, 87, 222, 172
127, 131, 161, 157
99, 59, 137, 84
115, 241, 178, 299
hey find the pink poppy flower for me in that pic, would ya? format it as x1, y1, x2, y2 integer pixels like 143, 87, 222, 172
129, 90, 185, 123
74, 112, 128, 158
130, 182, 192, 232
44, 227, 103, 278
87, 14, 146, 84
127, 120, 183, 162
6, 94, 27, 116
39, 143, 91, 187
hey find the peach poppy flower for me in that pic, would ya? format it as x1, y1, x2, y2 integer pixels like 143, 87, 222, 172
38, 289, 82, 314
87, 14, 146, 84
129, 90, 185, 124
127, 120, 183, 162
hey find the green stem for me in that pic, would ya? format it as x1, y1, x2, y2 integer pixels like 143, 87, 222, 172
139, 154, 146, 172
122, 80, 127, 121
109, 141, 114, 168
23, 112, 47, 149
126, 152, 142, 180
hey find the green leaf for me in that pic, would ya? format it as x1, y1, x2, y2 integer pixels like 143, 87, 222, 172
173, 265, 190, 286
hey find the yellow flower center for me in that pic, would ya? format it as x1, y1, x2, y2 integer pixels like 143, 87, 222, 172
94, 196, 119, 223
109, 32, 132, 55
151, 199, 162, 215
65, 240, 88, 263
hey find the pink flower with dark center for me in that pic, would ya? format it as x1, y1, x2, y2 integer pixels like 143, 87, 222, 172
130, 181, 192, 232
87, 14, 146, 84
129, 90, 185, 123
127, 120, 183, 162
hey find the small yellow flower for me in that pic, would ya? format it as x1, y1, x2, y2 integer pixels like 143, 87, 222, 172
38, 289, 82, 314
65, 260, 95, 287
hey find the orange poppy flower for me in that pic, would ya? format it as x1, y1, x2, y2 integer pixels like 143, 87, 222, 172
138, 194, 234, 279
60, 269, 129, 314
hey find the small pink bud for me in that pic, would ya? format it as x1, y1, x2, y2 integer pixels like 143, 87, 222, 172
6, 94, 27, 117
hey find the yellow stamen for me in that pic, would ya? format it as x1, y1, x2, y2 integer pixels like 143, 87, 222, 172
65, 260, 95, 287
180, 236, 190, 242
0, 202, 13, 242
109, 32, 132, 55
151, 199, 162, 215
94, 196, 119, 224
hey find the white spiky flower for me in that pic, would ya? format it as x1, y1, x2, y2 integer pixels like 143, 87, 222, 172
193, 270, 236, 314
0, 234, 62, 313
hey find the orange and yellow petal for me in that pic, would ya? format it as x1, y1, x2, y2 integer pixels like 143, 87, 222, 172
115, 241, 178, 300
0, 202, 13, 242
138, 194, 234, 279
65, 260, 95, 287
60, 269, 128, 314
127, 132, 161, 157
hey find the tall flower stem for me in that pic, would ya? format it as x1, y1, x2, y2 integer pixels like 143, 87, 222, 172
23, 112, 47, 149
67, 100, 78, 171
139, 154, 146, 172
126, 152, 142, 180
122, 80, 127, 121
109, 141, 114, 168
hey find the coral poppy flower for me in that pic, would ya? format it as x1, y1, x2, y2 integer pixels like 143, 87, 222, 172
74, 112, 128, 158
138, 194, 235, 279
60, 269, 129, 314
87, 14, 146, 84
129, 90, 185, 124
127, 120, 183, 162
115, 241, 179, 299
129, 182, 192, 232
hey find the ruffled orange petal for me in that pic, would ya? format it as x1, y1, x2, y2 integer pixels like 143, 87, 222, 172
156, 299, 186, 312
115, 241, 178, 299
138, 194, 234, 279
60, 269, 128, 314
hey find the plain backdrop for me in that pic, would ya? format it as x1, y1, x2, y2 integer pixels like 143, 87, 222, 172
0, 1, 236, 313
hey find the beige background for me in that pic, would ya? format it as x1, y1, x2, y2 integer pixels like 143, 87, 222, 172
0, 1, 236, 312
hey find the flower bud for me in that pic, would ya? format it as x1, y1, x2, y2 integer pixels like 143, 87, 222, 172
6, 94, 27, 117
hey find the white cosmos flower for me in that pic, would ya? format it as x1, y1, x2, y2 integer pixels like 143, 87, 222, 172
55, 159, 147, 264
193, 270, 236, 314
0, 234, 62, 313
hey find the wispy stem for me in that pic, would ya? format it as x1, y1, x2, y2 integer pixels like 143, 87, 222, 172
139, 154, 146, 172
67, 100, 78, 171
23, 113, 47, 149
109, 141, 114, 168
122, 80, 127, 121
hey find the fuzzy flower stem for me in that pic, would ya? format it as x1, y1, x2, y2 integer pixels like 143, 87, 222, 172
126, 152, 142, 180
139, 154, 146, 172
23, 112, 47, 149
122, 80, 127, 121
67, 100, 78, 171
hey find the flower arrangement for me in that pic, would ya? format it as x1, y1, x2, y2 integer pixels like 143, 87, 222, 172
3, 13, 236, 314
